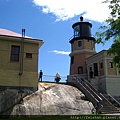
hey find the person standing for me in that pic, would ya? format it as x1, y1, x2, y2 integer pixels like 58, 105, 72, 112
89, 70, 93, 78
39, 70, 43, 81
55, 72, 61, 83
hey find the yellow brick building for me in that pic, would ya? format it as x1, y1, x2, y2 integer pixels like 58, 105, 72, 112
86, 50, 120, 96
0, 28, 43, 91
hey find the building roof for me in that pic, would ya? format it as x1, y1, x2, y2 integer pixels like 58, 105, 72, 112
0, 28, 31, 38
86, 50, 106, 60
0, 28, 44, 47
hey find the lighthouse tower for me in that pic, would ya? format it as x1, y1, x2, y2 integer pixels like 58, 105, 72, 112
67, 17, 96, 82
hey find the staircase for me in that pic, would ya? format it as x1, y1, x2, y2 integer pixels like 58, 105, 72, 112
72, 77, 120, 114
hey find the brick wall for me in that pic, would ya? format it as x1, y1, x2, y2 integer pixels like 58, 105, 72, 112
0, 38, 39, 87
107, 59, 117, 75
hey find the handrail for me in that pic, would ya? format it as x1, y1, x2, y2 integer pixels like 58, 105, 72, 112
75, 78, 105, 114
108, 94, 120, 107
85, 84, 102, 102
80, 78, 119, 110
39, 75, 67, 83
74, 78, 100, 106
43, 75, 67, 78
69, 35, 74, 41
79, 78, 102, 102
89, 77, 106, 93
85, 78, 117, 106
69, 34, 95, 41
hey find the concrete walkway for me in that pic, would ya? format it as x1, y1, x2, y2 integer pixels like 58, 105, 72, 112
103, 113, 120, 116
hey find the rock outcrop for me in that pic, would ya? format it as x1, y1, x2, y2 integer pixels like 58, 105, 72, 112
10, 83, 94, 115
0, 89, 28, 115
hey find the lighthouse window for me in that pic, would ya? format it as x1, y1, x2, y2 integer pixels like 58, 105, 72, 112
74, 31, 80, 38
78, 66, 83, 74
78, 41, 82, 47
74, 25, 80, 38
71, 56, 74, 64
71, 43, 74, 52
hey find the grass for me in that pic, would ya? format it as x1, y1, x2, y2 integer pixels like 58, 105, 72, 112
1, 114, 117, 120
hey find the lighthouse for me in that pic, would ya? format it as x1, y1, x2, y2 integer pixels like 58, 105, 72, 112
67, 16, 96, 82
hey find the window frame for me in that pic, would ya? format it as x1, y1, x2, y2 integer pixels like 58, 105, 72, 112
78, 66, 83, 74
94, 63, 98, 76
74, 25, 80, 38
26, 53, 32, 59
71, 56, 74, 64
71, 43, 74, 52
100, 62, 103, 69
109, 62, 113, 68
10, 45, 20, 62
78, 40, 82, 47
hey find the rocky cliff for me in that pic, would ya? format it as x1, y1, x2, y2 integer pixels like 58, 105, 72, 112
0, 83, 94, 116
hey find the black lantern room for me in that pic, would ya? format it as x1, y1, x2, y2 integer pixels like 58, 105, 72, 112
70, 16, 95, 43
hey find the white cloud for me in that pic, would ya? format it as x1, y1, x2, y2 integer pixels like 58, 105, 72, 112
49, 50, 70, 55
32, 0, 110, 22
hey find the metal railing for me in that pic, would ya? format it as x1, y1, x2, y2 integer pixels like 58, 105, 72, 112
38, 74, 67, 83
108, 94, 120, 107
89, 78, 120, 107
80, 78, 102, 102
73, 77, 102, 106
69, 34, 95, 41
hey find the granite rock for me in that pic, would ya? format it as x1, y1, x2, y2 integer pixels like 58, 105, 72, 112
11, 83, 94, 115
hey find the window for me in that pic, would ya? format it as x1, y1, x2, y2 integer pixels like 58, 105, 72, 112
71, 56, 74, 64
110, 62, 113, 68
10, 45, 20, 62
74, 25, 80, 38
78, 66, 83, 74
78, 41, 82, 47
26, 53, 32, 59
71, 43, 74, 52
100, 62, 103, 69
89, 67, 92, 71
94, 63, 98, 76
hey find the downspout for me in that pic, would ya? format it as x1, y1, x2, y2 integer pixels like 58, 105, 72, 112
19, 29, 25, 75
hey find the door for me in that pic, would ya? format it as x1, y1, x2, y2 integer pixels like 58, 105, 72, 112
94, 63, 98, 76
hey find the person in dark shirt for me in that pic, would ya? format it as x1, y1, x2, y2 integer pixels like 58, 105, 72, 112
90, 70, 93, 78
39, 70, 43, 81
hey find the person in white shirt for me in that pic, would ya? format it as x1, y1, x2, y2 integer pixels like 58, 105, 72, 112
55, 72, 61, 83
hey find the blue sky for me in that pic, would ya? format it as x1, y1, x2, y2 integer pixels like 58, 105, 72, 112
0, 0, 113, 82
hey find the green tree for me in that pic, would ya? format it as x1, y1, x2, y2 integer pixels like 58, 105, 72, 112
95, 0, 120, 68
107, 38, 120, 68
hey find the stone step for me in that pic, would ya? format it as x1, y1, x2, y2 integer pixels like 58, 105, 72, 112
101, 109, 119, 112
75, 78, 120, 114
102, 108, 118, 111
101, 111, 120, 114
103, 106, 117, 109
101, 107, 120, 114
102, 109, 120, 112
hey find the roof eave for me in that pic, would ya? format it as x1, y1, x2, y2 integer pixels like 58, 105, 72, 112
0, 35, 44, 48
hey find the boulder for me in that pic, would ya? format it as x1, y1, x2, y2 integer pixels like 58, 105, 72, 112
11, 83, 94, 115
0, 89, 29, 115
